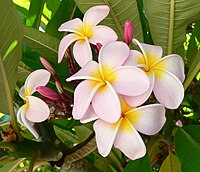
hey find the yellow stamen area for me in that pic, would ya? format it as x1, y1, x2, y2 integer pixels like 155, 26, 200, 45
118, 117, 133, 133
125, 109, 141, 126
75, 22, 94, 40
153, 69, 165, 79
25, 88, 31, 96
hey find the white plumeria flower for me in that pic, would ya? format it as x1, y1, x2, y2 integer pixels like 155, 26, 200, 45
123, 39, 185, 109
66, 41, 150, 123
58, 5, 117, 67
93, 97, 166, 160
17, 69, 51, 139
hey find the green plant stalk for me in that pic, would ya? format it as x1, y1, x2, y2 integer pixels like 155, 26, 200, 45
0, 142, 18, 152
0, 57, 23, 141
167, 0, 175, 55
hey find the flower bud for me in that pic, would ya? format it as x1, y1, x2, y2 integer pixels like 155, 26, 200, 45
36, 86, 60, 100
124, 20, 134, 45
96, 43, 102, 51
40, 57, 56, 76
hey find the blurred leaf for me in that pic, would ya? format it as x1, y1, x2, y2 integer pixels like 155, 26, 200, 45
74, 0, 143, 41
46, 0, 60, 17
124, 154, 152, 172
0, 0, 23, 114
74, 125, 93, 142
17, 62, 32, 83
0, 158, 25, 171
143, 0, 200, 56
26, 0, 45, 28
159, 152, 181, 172
174, 125, 200, 172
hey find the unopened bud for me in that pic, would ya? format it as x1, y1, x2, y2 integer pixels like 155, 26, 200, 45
36, 86, 60, 100
124, 20, 134, 45
40, 57, 56, 76
96, 43, 102, 51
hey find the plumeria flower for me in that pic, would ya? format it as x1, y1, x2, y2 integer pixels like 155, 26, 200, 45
58, 5, 118, 67
17, 69, 51, 139
123, 39, 185, 109
66, 41, 150, 123
93, 97, 166, 160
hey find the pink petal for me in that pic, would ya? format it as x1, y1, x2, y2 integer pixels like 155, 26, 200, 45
123, 50, 146, 68
114, 118, 146, 160
18, 105, 39, 139
153, 69, 184, 109
99, 41, 130, 77
92, 81, 121, 123
73, 39, 93, 67
58, 18, 83, 34
72, 80, 103, 120
25, 96, 50, 122
123, 71, 155, 107
25, 69, 50, 95
152, 54, 185, 82
126, 104, 166, 135
66, 61, 102, 82
108, 66, 150, 96
89, 25, 117, 45
94, 118, 121, 157
58, 33, 79, 63
83, 5, 110, 26
80, 105, 99, 123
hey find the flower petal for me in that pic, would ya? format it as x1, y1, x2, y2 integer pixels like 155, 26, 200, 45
108, 66, 150, 96
99, 41, 130, 77
19, 105, 39, 139
25, 69, 50, 95
114, 118, 146, 160
66, 60, 102, 82
152, 54, 185, 82
25, 96, 50, 122
153, 69, 184, 109
58, 18, 83, 34
94, 118, 121, 157
123, 71, 155, 107
83, 5, 109, 26
89, 25, 117, 45
80, 105, 99, 123
58, 33, 79, 63
72, 80, 103, 120
92, 81, 121, 123
126, 104, 166, 135
19, 86, 26, 99
73, 39, 93, 67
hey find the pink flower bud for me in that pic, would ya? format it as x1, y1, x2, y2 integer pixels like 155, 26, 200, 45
124, 20, 134, 45
40, 57, 56, 76
96, 43, 102, 51
36, 86, 60, 100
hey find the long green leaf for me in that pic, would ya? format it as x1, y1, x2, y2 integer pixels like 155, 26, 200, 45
174, 125, 200, 172
0, 0, 23, 114
74, 0, 143, 41
143, 0, 200, 56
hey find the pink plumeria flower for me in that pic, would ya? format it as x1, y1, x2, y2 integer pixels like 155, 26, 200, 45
58, 5, 118, 67
66, 41, 150, 123
93, 97, 166, 160
123, 39, 185, 109
17, 69, 51, 139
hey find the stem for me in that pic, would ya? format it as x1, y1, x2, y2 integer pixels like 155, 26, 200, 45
167, 0, 175, 55
0, 141, 17, 152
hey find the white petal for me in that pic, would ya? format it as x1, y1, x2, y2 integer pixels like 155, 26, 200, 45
80, 105, 99, 123
94, 118, 121, 157
126, 104, 166, 135
114, 118, 146, 160
89, 25, 117, 45
153, 69, 184, 109
19, 86, 26, 99
25, 96, 50, 122
24, 69, 50, 95
58, 33, 79, 63
83, 5, 110, 26
123, 50, 145, 66
72, 80, 103, 120
73, 39, 93, 67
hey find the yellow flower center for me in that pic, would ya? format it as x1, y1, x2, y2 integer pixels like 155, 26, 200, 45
75, 22, 94, 40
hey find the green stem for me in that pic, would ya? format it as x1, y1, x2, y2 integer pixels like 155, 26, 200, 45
167, 0, 175, 55
0, 142, 17, 152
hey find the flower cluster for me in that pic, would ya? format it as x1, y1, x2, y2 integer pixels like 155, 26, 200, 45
17, 5, 185, 161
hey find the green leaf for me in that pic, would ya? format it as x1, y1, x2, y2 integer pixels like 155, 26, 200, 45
26, 0, 45, 28
159, 152, 181, 172
17, 62, 32, 83
46, 0, 60, 17
184, 50, 200, 90
143, 0, 200, 56
124, 154, 152, 172
74, 125, 93, 142
0, 0, 23, 114
74, 0, 143, 41
174, 125, 200, 172
0, 158, 25, 171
